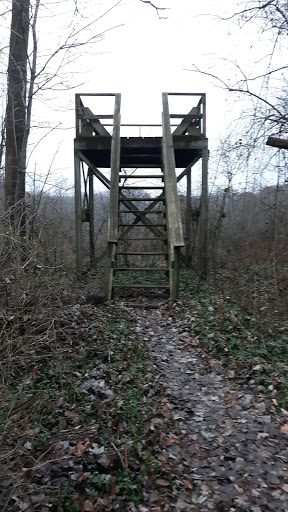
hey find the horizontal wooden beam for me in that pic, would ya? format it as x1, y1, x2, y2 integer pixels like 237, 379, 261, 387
76, 93, 118, 97
80, 114, 114, 120
170, 114, 202, 119
266, 136, 288, 150
166, 92, 206, 97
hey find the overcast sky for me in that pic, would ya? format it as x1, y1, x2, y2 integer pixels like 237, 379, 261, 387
1, 0, 272, 191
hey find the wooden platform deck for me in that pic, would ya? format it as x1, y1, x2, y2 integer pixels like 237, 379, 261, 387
74, 135, 207, 168
74, 93, 209, 299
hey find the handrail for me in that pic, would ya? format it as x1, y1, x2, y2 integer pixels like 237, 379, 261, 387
162, 93, 184, 252
167, 92, 206, 136
107, 94, 121, 243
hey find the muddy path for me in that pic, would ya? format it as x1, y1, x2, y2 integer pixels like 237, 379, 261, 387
122, 299, 288, 512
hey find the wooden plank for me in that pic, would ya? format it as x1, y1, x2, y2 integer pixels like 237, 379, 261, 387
118, 237, 167, 240
108, 94, 121, 243
173, 138, 208, 150
199, 148, 208, 278
202, 93, 207, 137
119, 197, 164, 201
78, 93, 118, 96
171, 247, 180, 300
170, 113, 202, 119
172, 107, 199, 135
266, 136, 288, 149
167, 92, 206, 96
119, 224, 166, 227
78, 152, 110, 189
119, 210, 165, 213
113, 284, 169, 289
116, 252, 167, 255
88, 168, 95, 266
176, 156, 201, 182
74, 152, 82, 273
80, 114, 114, 119
120, 186, 164, 189
119, 174, 163, 178
185, 167, 192, 260
162, 93, 184, 248
114, 267, 168, 271
104, 242, 116, 301
83, 107, 111, 136
75, 135, 207, 151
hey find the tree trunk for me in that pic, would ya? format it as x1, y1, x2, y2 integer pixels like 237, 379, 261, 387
4, 0, 30, 229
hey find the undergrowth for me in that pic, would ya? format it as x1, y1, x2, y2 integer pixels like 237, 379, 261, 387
180, 268, 288, 410
0, 263, 160, 512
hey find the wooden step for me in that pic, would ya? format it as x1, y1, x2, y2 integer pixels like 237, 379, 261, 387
120, 186, 164, 190
113, 284, 170, 289
119, 174, 163, 179
119, 210, 165, 214
120, 164, 163, 168
116, 252, 168, 255
114, 267, 168, 272
119, 198, 164, 202
119, 223, 166, 227
118, 237, 167, 241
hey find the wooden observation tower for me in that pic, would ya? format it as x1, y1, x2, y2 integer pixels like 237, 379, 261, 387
74, 93, 208, 300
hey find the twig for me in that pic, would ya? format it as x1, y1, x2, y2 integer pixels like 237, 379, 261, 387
124, 441, 128, 470
139, 0, 169, 18
111, 442, 125, 470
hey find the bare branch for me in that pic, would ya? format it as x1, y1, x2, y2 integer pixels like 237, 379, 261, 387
139, 0, 169, 19
187, 65, 287, 122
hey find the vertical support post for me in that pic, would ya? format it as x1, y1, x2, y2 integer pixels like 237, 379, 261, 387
202, 93, 206, 137
74, 151, 82, 274
171, 247, 180, 300
75, 94, 80, 137
105, 93, 121, 301
199, 148, 208, 278
162, 93, 184, 300
186, 166, 192, 261
88, 168, 95, 267
104, 242, 116, 301
107, 94, 121, 243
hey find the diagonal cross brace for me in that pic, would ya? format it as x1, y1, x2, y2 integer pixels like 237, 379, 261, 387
77, 152, 165, 238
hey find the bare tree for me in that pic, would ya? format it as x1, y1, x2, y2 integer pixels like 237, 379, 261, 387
4, 0, 30, 228
2, 0, 123, 232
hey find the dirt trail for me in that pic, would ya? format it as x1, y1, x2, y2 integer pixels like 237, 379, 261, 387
123, 300, 288, 512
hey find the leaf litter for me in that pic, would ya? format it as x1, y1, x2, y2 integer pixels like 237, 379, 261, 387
1, 294, 288, 511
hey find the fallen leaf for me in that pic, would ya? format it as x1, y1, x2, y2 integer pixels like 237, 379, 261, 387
165, 434, 179, 446
83, 500, 94, 511
78, 472, 90, 483
181, 479, 193, 489
156, 479, 170, 487
73, 440, 91, 455
280, 424, 288, 433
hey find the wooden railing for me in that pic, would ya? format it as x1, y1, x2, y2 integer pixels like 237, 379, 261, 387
105, 94, 121, 300
107, 94, 121, 243
162, 93, 184, 300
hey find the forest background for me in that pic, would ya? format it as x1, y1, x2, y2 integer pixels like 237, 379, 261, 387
1, 1, 288, 509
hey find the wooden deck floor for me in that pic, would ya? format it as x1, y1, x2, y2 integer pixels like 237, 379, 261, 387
74, 135, 208, 168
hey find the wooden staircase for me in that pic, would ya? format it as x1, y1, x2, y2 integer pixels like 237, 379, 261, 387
113, 170, 169, 295
74, 92, 208, 296
104, 94, 184, 300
